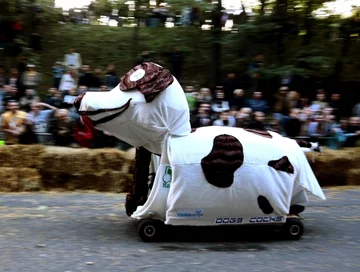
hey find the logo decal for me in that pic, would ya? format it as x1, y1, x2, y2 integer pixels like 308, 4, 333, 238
177, 210, 204, 218
214, 218, 243, 224
162, 166, 172, 188
249, 216, 284, 223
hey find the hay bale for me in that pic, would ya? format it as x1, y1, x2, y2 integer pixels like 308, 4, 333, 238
0, 145, 45, 168
306, 147, 360, 186
0, 167, 42, 191
91, 148, 131, 172
346, 169, 360, 186
41, 146, 94, 174
17, 168, 42, 191
0, 167, 20, 191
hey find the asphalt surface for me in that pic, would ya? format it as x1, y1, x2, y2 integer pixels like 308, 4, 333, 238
0, 188, 359, 272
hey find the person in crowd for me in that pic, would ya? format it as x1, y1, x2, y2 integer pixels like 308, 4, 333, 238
328, 93, 342, 120
26, 102, 58, 143
62, 88, 80, 122
307, 114, 326, 140
52, 61, 65, 89
73, 117, 94, 148
213, 110, 236, 127
78, 85, 88, 94
0, 65, 6, 87
310, 91, 328, 113
235, 107, 252, 128
353, 102, 360, 117
46, 88, 64, 108
2, 85, 20, 105
20, 64, 40, 92
197, 88, 212, 104
6, 68, 21, 89
191, 102, 212, 128
19, 89, 40, 112
59, 69, 77, 92
100, 85, 109, 92
92, 68, 103, 89
230, 89, 245, 110
104, 64, 119, 89
211, 88, 230, 113
63, 48, 82, 71
248, 111, 266, 130
246, 91, 268, 113
78, 64, 93, 88
19, 117, 38, 145
184, 86, 198, 114
223, 72, 240, 102
1, 100, 27, 145
284, 108, 302, 138
167, 47, 184, 81
48, 109, 75, 147
344, 116, 360, 147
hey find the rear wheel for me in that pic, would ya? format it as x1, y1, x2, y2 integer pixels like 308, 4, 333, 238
281, 218, 304, 240
138, 219, 164, 242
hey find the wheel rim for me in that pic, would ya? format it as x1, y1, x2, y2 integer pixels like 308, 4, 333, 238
289, 225, 300, 236
144, 225, 156, 237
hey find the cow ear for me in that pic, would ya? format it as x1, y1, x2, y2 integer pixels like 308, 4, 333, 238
119, 62, 174, 103
201, 134, 244, 188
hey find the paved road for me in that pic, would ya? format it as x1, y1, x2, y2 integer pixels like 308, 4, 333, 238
1, 188, 359, 272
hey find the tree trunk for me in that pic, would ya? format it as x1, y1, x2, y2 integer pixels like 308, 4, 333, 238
260, 0, 266, 16
211, 1, 222, 87
302, 0, 313, 46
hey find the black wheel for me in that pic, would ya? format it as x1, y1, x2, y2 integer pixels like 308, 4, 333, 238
282, 218, 304, 240
138, 219, 164, 242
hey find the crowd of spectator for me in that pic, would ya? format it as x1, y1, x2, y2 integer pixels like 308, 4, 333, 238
0, 48, 126, 149
186, 75, 360, 150
0, 51, 359, 150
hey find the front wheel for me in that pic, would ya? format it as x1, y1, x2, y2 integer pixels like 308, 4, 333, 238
138, 219, 165, 242
281, 218, 304, 240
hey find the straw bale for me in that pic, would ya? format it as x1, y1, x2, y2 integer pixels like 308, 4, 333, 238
41, 146, 94, 174
0, 167, 20, 191
0, 167, 41, 191
346, 169, 360, 186
17, 168, 42, 191
0, 145, 45, 168
90, 148, 131, 172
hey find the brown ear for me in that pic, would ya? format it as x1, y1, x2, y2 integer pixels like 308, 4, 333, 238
201, 134, 244, 188
119, 62, 174, 102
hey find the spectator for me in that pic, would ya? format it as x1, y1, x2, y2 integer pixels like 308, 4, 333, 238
310, 91, 328, 113
52, 61, 65, 89
92, 68, 103, 88
1, 100, 27, 145
211, 89, 230, 113
284, 108, 302, 138
62, 88, 79, 109
73, 117, 94, 148
213, 110, 236, 127
191, 102, 212, 128
19, 89, 40, 112
248, 111, 266, 130
344, 116, 360, 147
59, 69, 77, 92
104, 64, 119, 89
352, 102, 360, 117
0, 65, 6, 87
168, 47, 184, 81
197, 88, 212, 103
235, 107, 252, 128
63, 48, 82, 70
49, 109, 75, 147
100, 85, 109, 92
231, 89, 245, 110
19, 117, 38, 145
6, 68, 20, 89
2, 85, 19, 106
78, 85, 88, 94
46, 89, 64, 108
246, 91, 268, 113
184, 86, 197, 113
223, 72, 240, 102
20, 64, 40, 92
26, 102, 58, 143
78, 65, 93, 88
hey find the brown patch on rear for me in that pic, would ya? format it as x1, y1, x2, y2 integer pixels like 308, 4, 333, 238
201, 134, 244, 188
268, 156, 294, 174
244, 129, 272, 138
